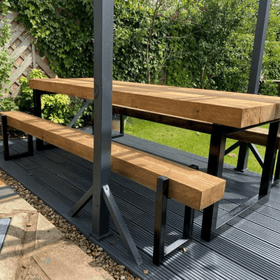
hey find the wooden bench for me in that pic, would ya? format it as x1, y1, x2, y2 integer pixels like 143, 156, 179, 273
0, 110, 226, 265
113, 106, 280, 176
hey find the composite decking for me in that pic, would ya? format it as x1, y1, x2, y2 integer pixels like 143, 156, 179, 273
1, 134, 280, 279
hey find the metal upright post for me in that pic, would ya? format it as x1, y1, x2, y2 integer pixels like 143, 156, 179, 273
236, 0, 271, 170
201, 124, 227, 241
92, 0, 114, 239
248, 0, 271, 94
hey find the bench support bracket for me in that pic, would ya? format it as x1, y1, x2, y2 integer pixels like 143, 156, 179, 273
1, 115, 33, 161
153, 176, 193, 266
102, 184, 143, 266
68, 184, 143, 266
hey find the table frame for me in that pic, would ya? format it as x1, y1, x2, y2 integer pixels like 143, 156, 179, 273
201, 121, 280, 241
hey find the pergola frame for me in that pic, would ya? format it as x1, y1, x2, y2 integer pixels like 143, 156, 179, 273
70, 0, 272, 265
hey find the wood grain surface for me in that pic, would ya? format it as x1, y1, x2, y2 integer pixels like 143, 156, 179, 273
29, 78, 280, 128
1, 111, 226, 211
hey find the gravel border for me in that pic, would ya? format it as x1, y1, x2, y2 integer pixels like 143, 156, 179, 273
0, 169, 142, 280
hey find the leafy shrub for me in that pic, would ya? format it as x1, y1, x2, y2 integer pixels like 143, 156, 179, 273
17, 69, 48, 113
259, 80, 279, 96
0, 94, 19, 111
17, 69, 93, 127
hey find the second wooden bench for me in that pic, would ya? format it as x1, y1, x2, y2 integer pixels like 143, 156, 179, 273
0, 110, 226, 265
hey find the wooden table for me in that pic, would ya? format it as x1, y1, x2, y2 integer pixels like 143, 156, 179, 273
29, 78, 280, 241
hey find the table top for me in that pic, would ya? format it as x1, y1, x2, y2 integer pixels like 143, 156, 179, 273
29, 78, 280, 128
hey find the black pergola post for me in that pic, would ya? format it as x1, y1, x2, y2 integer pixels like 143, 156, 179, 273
92, 0, 114, 239
89, 0, 143, 265
248, 0, 271, 94
235, 0, 271, 172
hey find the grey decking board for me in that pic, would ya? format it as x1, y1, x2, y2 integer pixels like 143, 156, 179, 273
0, 148, 262, 278
0, 139, 280, 279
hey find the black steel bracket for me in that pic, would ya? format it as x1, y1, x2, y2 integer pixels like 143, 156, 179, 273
201, 121, 280, 242
153, 176, 194, 265
68, 184, 143, 266
1, 114, 33, 161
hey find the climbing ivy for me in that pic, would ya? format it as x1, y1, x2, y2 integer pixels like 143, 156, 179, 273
9, 0, 94, 78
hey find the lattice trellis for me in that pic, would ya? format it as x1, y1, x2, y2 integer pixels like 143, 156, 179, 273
1, 11, 56, 98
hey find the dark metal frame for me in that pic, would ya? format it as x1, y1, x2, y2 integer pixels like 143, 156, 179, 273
234, 0, 271, 171
201, 120, 280, 241
68, 0, 143, 265
153, 176, 194, 265
1, 114, 33, 161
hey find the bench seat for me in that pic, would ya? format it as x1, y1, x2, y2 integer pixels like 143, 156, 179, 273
114, 106, 280, 149
0, 111, 225, 211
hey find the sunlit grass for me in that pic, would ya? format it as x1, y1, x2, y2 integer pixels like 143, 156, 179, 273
124, 117, 267, 174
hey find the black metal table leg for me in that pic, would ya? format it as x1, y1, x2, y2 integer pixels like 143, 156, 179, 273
201, 124, 227, 241
153, 176, 169, 265
33, 89, 44, 151
259, 121, 280, 198
1, 115, 9, 161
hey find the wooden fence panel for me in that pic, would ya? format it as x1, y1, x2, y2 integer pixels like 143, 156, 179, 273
0, 11, 56, 98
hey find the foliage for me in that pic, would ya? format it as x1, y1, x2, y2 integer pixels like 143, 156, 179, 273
9, 0, 280, 93
164, 0, 258, 91
0, 95, 19, 111
17, 69, 93, 127
16, 69, 48, 113
9, 0, 94, 78
0, 0, 14, 93
259, 80, 279, 96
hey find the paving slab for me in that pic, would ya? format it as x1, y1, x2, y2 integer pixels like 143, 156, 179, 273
0, 179, 113, 280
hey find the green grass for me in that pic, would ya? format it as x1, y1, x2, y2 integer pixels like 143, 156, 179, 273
124, 117, 267, 174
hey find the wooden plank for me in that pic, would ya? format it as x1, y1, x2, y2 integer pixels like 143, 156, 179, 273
35, 53, 56, 78
29, 79, 93, 99
1, 111, 226, 211
9, 53, 32, 85
9, 23, 25, 46
10, 35, 33, 60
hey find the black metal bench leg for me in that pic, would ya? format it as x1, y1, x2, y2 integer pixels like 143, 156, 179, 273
201, 203, 219, 242
183, 206, 194, 239
1, 115, 10, 161
28, 135, 34, 156
153, 176, 169, 266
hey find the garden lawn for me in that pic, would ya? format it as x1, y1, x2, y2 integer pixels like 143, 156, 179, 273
124, 117, 268, 174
